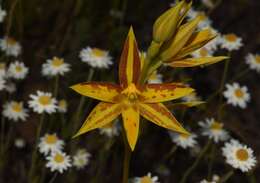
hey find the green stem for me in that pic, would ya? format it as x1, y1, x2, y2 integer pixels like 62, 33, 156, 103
207, 143, 216, 180
28, 114, 45, 182
122, 130, 131, 183
179, 140, 211, 183
48, 172, 58, 183
229, 68, 250, 82
163, 145, 178, 161
218, 170, 234, 183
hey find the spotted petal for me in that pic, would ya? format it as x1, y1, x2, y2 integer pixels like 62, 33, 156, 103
168, 56, 228, 67
141, 83, 194, 103
122, 107, 140, 151
70, 82, 121, 103
73, 102, 122, 138
139, 103, 189, 134
119, 27, 141, 88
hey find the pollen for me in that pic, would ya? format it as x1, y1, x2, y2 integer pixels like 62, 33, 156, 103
235, 89, 244, 98
45, 134, 58, 144
52, 57, 64, 67
38, 95, 51, 106
225, 34, 238, 42
236, 148, 249, 161
180, 133, 190, 139
6, 37, 17, 45
92, 48, 106, 57
210, 122, 223, 131
12, 102, 22, 112
54, 153, 65, 163
255, 55, 260, 63
199, 48, 209, 57
15, 66, 22, 72
140, 176, 153, 183
121, 83, 141, 102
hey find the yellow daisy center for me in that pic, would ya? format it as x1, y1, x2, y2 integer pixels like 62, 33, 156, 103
198, 13, 207, 21
140, 176, 153, 183
0, 63, 5, 70
54, 153, 65, 163
58, 100, 67, 108
92, 48, 106, 57
210, 122, 223, 131
38, 95, 51, 106
121, 83, 141, 102
45, 134, 58, 144
15, 66, 22, 73
180, 133, 190, 139
225, 34, 237, 42
6, 37, 17, 46
255, 56, 260, 63
234, 89, 244, 98
102, 122, 114, 129
51, 57, 64, 67
236, 148, 249, 161
12, 102, 22, 112
199, 48, 209, 57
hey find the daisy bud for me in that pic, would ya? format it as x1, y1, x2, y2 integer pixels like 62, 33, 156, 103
152, 1, 189, 43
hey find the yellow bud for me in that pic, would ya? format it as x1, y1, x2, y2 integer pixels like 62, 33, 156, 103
153, 1, 189, 43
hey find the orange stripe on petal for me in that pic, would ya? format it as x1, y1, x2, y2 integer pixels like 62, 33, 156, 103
70, 82, 121, 103
119, 27, 141, 88
122, 107, 140, 151
139, 103, 189, 135
141, 83, 194, 103
73, 102, 122, 138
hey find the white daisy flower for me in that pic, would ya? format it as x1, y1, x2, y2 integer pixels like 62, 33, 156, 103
187, 9, 212, 29
0, 6, 7, 23
5, 82, 16, 93
223, 83, 250, 109
0, 62, 6, 78
28, 91, 57, 114
7, 61, 29, 80
148, 71, 163, 84
182, 92, 201, 102
42, 57, 71, 77
219, 34, 243, 51
72, 149, 91, 170
199, 174, 220, 183
99, 121, 119, 138
0, 37, 22, 57
222, 139, 257, 172
169, 131, 197, 149
199, 118, 229, 143
133, 172, 160, 183
57, 99, 67, 113
0, 77, 5, 91
2, 101, 29, 122
14, 138, 26, 149
79, 47, 113, 69
192, 47, 213, 58
46, 151, 72, 173
38, 133, 64, 155
245, 53, 260, 73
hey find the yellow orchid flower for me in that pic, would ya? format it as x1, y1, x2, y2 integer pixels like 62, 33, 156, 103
71, 27, 194, 151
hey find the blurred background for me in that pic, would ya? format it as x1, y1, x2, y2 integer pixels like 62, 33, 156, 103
0, 0, 260, 182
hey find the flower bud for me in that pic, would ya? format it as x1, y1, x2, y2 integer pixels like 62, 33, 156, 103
153, 1, 188, 43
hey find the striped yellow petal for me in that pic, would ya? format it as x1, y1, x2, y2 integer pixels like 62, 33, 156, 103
139, 103, 189, 135
141, 83, 194, 103
70, 82, 121, 103
177, 29, 216, 57
122, 107, 140, 151
168, 56, 228, 67
73, 102, 122, 138
119, 27, 141, 88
